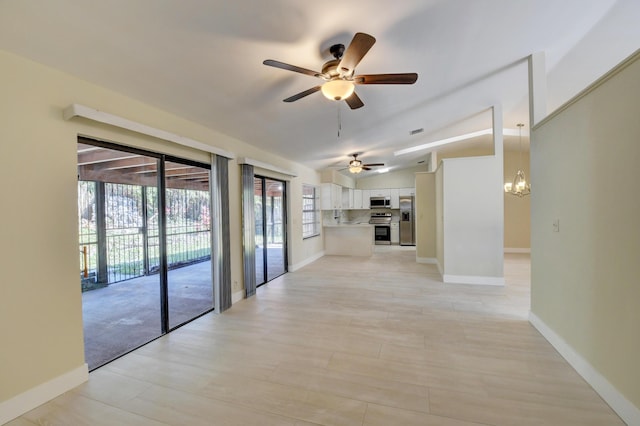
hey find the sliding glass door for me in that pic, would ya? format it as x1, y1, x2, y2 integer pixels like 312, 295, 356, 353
165, 160, 213, 329
77, 139, 213, 370
254, 176, 287, 286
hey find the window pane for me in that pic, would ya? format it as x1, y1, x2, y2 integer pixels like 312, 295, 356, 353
302, 184, 319, 238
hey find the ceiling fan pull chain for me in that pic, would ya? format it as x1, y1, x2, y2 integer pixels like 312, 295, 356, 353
337, 104, 342, 139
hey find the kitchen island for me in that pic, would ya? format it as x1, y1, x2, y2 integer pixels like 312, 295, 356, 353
323, 223, 373, 256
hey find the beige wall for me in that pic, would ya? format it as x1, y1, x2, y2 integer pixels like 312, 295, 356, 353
503, 149, 531, 249
531, 51, 640, 419
415, 172, 436, 260
435, 166, 444, 270
0, 50, 323, 410
320, 169, 356, 188
355, 165, 427, 189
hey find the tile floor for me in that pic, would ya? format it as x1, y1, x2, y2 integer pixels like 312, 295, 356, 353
9, 249, 624, 425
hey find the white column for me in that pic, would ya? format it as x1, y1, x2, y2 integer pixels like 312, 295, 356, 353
528, 52, 547, 126
428, 151, 438, 172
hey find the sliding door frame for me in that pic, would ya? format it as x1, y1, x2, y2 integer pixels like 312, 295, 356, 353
254, 174, 288, 287
78, 137, 214, 337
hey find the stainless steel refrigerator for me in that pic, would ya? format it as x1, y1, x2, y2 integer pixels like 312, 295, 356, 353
399, 196, 415, 246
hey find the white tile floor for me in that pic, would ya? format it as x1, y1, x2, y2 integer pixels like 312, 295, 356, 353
10, 249, 624, 425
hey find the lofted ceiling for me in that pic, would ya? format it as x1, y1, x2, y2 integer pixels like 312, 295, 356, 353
1, 0, 638, 176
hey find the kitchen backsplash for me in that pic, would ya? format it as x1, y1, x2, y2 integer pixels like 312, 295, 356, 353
322, 209, 400, 225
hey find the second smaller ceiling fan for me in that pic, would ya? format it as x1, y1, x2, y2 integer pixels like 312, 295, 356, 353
344, 153, 384, 174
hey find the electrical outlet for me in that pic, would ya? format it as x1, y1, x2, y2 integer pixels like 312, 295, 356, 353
553, 219, 560, 232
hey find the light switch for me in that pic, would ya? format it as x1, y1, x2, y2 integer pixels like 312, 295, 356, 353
553, 219, 560, 232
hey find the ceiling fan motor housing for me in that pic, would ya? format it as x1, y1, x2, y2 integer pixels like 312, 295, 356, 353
330, 43, 345, 60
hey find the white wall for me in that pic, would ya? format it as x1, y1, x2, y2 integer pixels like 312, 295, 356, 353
530, 50, 640, 423
440, 156, 504, 284
0, 49, 323, 421
433, 106, 504, 285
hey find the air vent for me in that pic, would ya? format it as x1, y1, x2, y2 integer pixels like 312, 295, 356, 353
409, 128, 424, 136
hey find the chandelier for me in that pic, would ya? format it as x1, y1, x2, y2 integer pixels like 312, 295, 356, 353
504, 123, 531, 197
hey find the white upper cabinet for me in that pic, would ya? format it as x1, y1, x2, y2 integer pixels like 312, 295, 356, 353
361, 189, 370, 209
342, 187, 354, 209
321, 183, 343, 210
353, 189, 363, 209
322, 185, 415, 210
390, 188, 400, 209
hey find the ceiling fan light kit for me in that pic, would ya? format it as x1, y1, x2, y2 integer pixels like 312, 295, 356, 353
321, 79, 355, 101
345, 153, 384, 174
263, 32, 418, 109
349, 158, 363, 173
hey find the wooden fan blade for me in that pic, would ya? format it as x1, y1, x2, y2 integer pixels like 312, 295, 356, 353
363, 163, 384, 167
345, 92, 364, 110
354, 73, 418, 84
263, 59, 322, 78
362, 166, 371, 171
338, 32, 376, 77
283, 86, 321, 102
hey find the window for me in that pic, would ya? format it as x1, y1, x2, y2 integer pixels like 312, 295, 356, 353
302, 184, 319, 239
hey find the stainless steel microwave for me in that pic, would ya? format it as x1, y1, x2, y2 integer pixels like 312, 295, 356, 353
370, 196, 390, 208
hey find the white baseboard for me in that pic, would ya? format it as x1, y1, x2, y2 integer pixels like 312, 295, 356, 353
529, 312, 640, 425
0, 363, 88, 424
231, 290, 244, 304
416, 257, 438, 264
289, 251, 324, 272
504, 247, 531, 254
443, 274, 505, 286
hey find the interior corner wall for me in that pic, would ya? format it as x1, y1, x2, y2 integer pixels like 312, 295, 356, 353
530, 51, 640, 420
503, 149, 531, 250
441, 156, 504, 283
0, 49, 323, 420
415, 172, 436, 260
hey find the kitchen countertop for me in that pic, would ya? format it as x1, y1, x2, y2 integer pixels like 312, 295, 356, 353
323, 222, 372, 227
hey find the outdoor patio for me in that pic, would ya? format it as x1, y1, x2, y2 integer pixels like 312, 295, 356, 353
82, 260, 213, 370
83, 245, 287, 370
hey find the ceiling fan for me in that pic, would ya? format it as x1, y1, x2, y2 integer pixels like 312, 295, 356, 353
263, 32, 418, 109
343, 153, 384, 174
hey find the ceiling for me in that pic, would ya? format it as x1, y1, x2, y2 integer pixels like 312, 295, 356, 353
1, 0, 638, 176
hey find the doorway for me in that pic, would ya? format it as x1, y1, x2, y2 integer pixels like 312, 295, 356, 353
254, 176, 287, 286
77, 138, 214, 370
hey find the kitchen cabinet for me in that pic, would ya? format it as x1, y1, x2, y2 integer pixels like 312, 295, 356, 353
321, 183, 342, 210
361, 189, 370, 209
342, 188, 354, 209
353, 189, 363, 209
390, 222, 399, 244
390, 188, 400, 209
